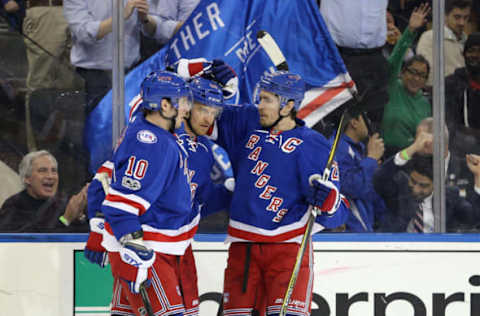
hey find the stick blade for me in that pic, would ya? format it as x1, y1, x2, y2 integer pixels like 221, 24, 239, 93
257, 30, 289, 71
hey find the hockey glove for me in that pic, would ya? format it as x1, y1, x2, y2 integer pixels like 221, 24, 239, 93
119, 239, 156, 294
84, 217, 109, 268
307, 175, 341, 215
174, 58, 211, 79
208, 59, 238, 99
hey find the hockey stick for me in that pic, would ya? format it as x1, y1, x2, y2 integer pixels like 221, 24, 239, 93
257, 30, 351, 316
98, 174, 154, 316
257, 30, 289, 71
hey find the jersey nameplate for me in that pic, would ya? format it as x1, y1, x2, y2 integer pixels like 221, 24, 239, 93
246, 133, 295, 223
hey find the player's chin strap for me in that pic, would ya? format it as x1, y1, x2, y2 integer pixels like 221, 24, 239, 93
184, 114, 203, 137
263, 109, 290, 132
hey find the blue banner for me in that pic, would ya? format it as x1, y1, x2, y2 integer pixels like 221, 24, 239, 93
85, 0, 352, 173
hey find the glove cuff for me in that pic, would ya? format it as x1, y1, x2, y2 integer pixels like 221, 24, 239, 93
86, 231, 105, 251
320, 187, 340, 214
176, 58, 208, 79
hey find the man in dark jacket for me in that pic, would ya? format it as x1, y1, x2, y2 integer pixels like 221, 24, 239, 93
445, 32, 480, 156
374, 136, 475, 232
0, 150, 88, 232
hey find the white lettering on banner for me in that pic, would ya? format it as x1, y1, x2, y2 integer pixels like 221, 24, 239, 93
193, 14, 209, 40
235, 30, 257, 63
170, 2, 225, 59
180, 25, 196, 51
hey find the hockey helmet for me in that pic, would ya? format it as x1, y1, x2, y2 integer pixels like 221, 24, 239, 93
253, 71, 306, 110
190, 77, 224, 118
140, 71, 192, 111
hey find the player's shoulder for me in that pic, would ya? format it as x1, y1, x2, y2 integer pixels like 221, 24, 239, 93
295, 125, 330, 149
122, 117, 179, 155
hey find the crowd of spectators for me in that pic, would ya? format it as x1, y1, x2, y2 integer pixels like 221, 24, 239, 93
0, 0, 480, 234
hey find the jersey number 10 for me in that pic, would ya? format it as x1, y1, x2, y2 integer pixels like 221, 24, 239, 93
125, 156, 149, 180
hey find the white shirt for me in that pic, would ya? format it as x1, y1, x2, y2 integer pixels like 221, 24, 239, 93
406, 194, 434, 233
320, 0, 388, 49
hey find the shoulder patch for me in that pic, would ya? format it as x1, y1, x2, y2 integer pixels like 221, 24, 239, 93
121, 176, 142, 190
137, 130, 157, 144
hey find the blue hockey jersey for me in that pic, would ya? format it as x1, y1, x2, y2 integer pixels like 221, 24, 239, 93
175, 128, 232, 239
213, 104, 349, 243
101, 114, 193, 256
87, 160, 113, 220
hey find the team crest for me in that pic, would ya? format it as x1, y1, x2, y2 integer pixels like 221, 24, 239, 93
137, 130, 157, 144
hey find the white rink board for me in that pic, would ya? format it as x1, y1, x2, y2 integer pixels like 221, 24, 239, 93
1, 239, 480, 316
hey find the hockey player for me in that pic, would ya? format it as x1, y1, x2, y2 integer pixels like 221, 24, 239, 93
84, 74, 235, 315
100, 70, 194, 316
172, 76, 235, 315
205, 67, 349, 315
83, 160, 113, 268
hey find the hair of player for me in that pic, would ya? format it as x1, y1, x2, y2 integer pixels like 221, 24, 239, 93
19, 150, 57, 185
446, 0, 472, 14
402, 54, 431, 77
289, 105, 297, 119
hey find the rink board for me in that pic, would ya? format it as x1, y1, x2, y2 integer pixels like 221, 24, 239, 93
1, 234, 480, 316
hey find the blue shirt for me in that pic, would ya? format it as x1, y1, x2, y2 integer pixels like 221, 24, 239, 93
320, 0, 388, 49
63, 0, 141, 69
331, 133, 387, 232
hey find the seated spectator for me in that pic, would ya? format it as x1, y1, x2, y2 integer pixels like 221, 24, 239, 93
0, 150, 88, 232
331, 110, 387, 232
413, 117, 475, 199
320, 0, 389, 127
1, 0, 25, 32
374, 133, 475, 233
381, 4, 432, 158
416, 0, 472, 88
445, 32, 480, 157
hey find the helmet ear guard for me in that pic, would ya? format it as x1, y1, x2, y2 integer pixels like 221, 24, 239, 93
253, 71, 306, 110
140, 71, 193, 112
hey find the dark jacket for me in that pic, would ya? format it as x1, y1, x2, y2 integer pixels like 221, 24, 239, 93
373, 157, 475, 232
445, 68, 480, 134
0, 190, 88, 233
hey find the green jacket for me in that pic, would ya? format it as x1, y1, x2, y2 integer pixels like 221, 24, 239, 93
381, 28, 432, 149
